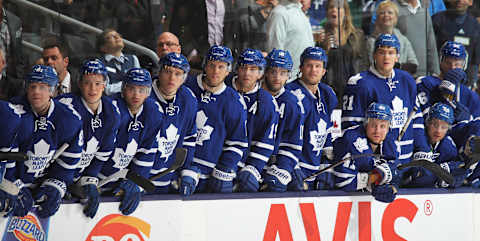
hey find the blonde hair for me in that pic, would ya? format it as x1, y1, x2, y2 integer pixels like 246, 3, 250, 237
324, 0, 362, 53
376, 1, 399, 27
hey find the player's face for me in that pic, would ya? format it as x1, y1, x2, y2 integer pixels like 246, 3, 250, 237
27, 82, 52, 113
377, 6, 397, 28
158, 66, 185, 96
300, 59, 326, 86
80, 74, 105, 105
374, 46, 398, 76
426, 118, 449, 143
265, 67, 289, 93
102, 30, 124, 53
123, 84, 150, 113
440, 57, 465, 74
204, 60, 230, 88
156, 33, 181, 58
365, 118, 390, 144
42, 47, 68, 77
237, 64, 262, 90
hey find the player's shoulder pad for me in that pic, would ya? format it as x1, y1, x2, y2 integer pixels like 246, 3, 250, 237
54, 97, 82, 121
346, 72, 364, 86
319, 82, 338, 113
2, 100, 26, 118
101, 96, 122, 122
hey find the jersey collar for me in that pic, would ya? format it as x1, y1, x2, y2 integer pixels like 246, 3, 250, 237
298, 79, 319, 99
369, 66, 396, 80
32, 99, 55, 118
152, 79, 176, 106
231, 76, 259, 94
81, 96, 103, 116
196, 74, 226, 95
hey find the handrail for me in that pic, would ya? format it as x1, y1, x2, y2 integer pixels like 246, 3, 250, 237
10, 0, 159, 63
22, 39, 43, 53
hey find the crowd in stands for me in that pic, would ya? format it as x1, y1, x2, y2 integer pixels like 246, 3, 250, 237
0, 0, 479, 219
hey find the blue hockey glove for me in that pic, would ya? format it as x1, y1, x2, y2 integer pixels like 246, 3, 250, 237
113, 179, 142, 215
372, 184, 397, 203
263, 165, 292, 192
453, 102, 470, 123
79, 176, 100, 218
315, 171, 336, 190
208, 165, 236, 193
13, 187, 33, 217
288, 167, 306, 191
34, 179, 66, 218
438, 162, 468, 188
180, 167, 200, 196
237, 165, 262, 192
0, 189, 17, 217
472, 179, 480, 188
412, 152, 434, 163
372, 160, 397, 186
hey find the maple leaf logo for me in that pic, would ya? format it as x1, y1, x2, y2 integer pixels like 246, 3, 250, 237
309, 119, 327, 156
353, 137, 368, 153
391, 96, 408, 129
26, 139, 55, 177
195, 111, 213, 146
78, 137, 99, 170
8, 103, 25, 116
112, 139, 138, 169
157, 124, 180, 159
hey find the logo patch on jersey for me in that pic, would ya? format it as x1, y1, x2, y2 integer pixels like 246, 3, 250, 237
78, 137, 99, 169
128, 120, 144, 132
316, 101, 325, 114
157, 124, 180, 159
347, 73, 362, 85
353, 137, 369, 153
309, 119, 327, 156
200, 92, 216, 103
165, 103, 180, 116
34, 117, 52, 132
391, 96, 408, 129
8, 103, 26, 116
91, 115, 102, 130
26, 139, 55, 177
386, 77, 399, 92
195, 111, 213, 146
112, 139, 138, 169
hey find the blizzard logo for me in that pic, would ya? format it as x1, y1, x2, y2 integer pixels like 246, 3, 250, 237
6, 214, 46, 241
85, 214, 150, 241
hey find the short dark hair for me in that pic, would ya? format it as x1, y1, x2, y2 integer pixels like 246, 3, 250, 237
96, 28, 117, 53
42, 37, 69, 58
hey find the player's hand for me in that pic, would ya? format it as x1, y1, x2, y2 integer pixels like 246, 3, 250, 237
372, 184, 397, 203
237, 165, 262, 192
0, 189, 17, 217
180, 167, 200, 196
82, 184, 99, 218
288, 167, 306, 191
263, 165, 291, 192
315, 171, 335, 190
35, 179, 66, 218
113, 179, 142, 215
13, 187, 33, 217
208, 165, 235, 193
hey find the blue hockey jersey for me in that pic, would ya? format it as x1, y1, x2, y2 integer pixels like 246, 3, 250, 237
149, 80, 198, 192
416, 75, 480, 118
226, 77, 279, 173
56, 94, 121, 181
333, 125, 399, 191
285, 79, 337, 180
99, 94, 164, 183
0, 101, 23, 181
342, 67, 431, 165
185, 75, 248, 185
8, 96, 83, 186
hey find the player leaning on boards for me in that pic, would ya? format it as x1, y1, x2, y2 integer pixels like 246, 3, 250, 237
261, 49, 305, 192
341, 34, 432, 180
225, 48, 280, 192
56, 59, 121, 218
285, 46, 338, 191
99, 68, 163, 215
334, 103, 400, 203
183, 45, 248, 195
149, 52, 198, 194
7, 65, 83, 218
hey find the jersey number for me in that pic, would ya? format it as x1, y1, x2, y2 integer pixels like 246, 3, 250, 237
268, 123, 278, 139
343, 95, 354, 111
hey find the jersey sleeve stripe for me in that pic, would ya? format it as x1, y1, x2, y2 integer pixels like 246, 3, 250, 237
412, 124, 424, 129
61, 151, 82, 159
341, 117, 365, 122
279, 143, 302, 150
248, 152, 269, 162
137, 148, 157, 154
277, 150, 299, 163
225, 140, 249, 148
223, 147, 244, 157
56, 158, 79, 169
251, 141, 275, 151
132, 158, 154, 167
193, 157, 216, 169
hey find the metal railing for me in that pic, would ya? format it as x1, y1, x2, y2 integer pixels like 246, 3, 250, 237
10, 0, 159, 63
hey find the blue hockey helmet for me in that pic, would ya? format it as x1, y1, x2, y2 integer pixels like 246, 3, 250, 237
266, 49, 293, 71
366, 102, 392, 122
159, 52, 190, 74
374, 34, 400, 54
205, 45, 234, 66
440, 41, 467, 61
427, 102, 454, 125
26, 65, 59, 87
238, 48, 266, 70
125, 68, 152, 87
300, 46, 328, 67
81, 59, 108, 81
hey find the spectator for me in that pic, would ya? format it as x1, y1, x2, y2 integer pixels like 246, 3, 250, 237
97, 28, 140, 96
432, 0, 480, 89
395, 0, 440, 76
266, 0, 314, 80
237, 0, 277, 52
0, 48, 17, 100
156, 32, 181, 59
366, 0, 419, 76
115, 0, 156, 48
42, 38, 79, 97
321, 0, 368, 102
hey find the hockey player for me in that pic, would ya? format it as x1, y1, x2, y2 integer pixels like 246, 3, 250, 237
8, 65, 83, 218
100, 68, 163, 215
225, 48, 279, 192
0, 101, 23, 216
334, 103, 400, 203
342, 34, 432, 169
183, 45, 248, 194
403, 103, 468, 188
56, 59, 121, 218
261, 49, 305, 192
416, 41, 479, 121
150, 52, 197, 194
285, 46, 338, 190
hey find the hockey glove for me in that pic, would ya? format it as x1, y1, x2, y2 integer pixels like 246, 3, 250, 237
453, 102, 471, 123
288, 167, 306, 191
413, 152, 434, 163
315, 171, 336, 190
34, 179, 66, 218
263, 165, 292, 192
437, 162, 468, 188
237, 165, 262, 192
113, 179, 142, 215
13, 187, 33, 217
472, 179, 480, 188
0, 189, 17, 217
180, 167, 200, 196
79, 176, 100, 218
372, 160, 396, 186
372, 184, 397, 203
208, 164, 236, 193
